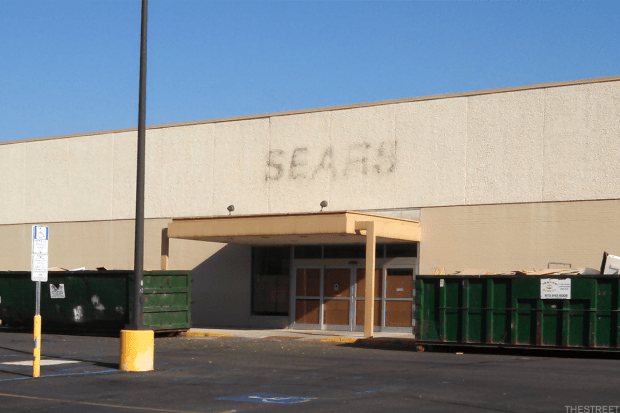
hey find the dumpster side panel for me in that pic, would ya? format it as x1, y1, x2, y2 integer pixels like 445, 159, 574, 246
512, 278, 537, 346
465, 279, 484, 343
1, 270, 191, 334
43, 272, 130, 333
568, 299, 588, 347
541, 300, 563, 346
0, 272, 35, 328
415, 278, 441, 341
0, 271, 130, 334
443, 279, 462, 342
567, 278, 592, 348
416, 275, 620, 352
594, 278, 612, 348
141, 271, 191, 331
490, 278, 511, 344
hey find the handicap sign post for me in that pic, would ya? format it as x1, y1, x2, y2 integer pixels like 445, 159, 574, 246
31, 225, 49, 378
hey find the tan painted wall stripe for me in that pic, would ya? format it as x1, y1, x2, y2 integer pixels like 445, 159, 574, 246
2, 75, 619, 146
0, 199, 616, 228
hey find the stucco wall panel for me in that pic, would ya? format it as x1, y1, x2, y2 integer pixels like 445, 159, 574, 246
144, 128, 164, 218
394, 98, 468, 207
0, 225, 30, 270
420, 200, 620, 274
328, 105, 397, 210
0, 219, 168, 271
465, 90, 545, 204
22, 139, 69, 223
188, 244, 251, 328
212, 119, 270, 216
159, 124, 214, 218
0, 143, 26, 224
64, 134, 115, 221
543, 83, 620, 202
1, 79, 619, 226
266, 112, 332, 213
170, 241, 251, 327
111, 131, 138, 220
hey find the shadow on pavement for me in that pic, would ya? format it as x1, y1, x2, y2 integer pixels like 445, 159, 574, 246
340, 340, 620, 359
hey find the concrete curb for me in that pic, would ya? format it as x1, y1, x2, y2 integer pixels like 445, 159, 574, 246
184, 329, 419, 348
320, 337, 358, 343
186, 332, 233, 338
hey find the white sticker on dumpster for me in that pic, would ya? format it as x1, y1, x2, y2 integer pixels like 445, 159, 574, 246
50, 284, 65, 299
540, 278, 571, 299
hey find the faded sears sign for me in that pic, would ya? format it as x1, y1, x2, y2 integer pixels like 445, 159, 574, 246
265, 141, 396, 182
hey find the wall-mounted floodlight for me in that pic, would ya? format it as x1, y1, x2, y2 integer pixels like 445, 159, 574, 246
227, 205, 235, 215
320, 200, 328, 211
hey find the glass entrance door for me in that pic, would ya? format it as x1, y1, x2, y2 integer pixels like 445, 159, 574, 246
353, 267, 414, 332
293, 265, 415, 332
384, 268, 414, 331
294, 268, 321, 327
293, 266, 355, 331
354, 268, 382, 331
323, 268, 353, 330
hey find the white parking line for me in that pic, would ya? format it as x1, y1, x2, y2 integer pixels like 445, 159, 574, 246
1, 359, 82, 366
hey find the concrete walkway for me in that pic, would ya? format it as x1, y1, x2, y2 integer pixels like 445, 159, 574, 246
186, 328, 416, 344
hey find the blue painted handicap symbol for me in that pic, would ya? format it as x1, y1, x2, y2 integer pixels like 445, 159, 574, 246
216, 393, 316, 405
34, 226, 49, 240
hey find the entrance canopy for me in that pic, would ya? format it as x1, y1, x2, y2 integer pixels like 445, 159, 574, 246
167, 211, 420, 245
166, 211, 419, 339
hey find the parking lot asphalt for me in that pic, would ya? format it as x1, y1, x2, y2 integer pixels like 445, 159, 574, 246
1, 331, 619, 413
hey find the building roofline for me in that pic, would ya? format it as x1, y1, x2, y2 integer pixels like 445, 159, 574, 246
2, 74, 619, 147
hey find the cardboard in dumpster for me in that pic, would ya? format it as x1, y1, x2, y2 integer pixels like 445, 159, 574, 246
601, 252, 620, 275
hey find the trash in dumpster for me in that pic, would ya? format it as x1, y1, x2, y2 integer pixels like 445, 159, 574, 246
601, 252, 620, 275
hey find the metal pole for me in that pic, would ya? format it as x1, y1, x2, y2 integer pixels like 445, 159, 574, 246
35, 281, 41, 316
33, 281, 41, 377
133, 0, 148, 329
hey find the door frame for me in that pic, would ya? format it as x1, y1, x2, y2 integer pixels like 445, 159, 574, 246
290, 265, 323, 330
291, 265, 357, 331
381, 264, 416, 333
290, 259, 417, 332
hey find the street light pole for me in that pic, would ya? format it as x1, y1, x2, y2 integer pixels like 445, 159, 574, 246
120, 0, 154, 372
133, 0, 148, 329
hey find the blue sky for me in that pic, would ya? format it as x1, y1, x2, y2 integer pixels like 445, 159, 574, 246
0, 0, 618, 143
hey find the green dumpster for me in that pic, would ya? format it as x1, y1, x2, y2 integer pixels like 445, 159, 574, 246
414, 275, 620, 351
0, 270, 191, 334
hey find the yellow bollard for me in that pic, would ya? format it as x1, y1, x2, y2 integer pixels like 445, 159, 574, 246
33, 315, 41, 378
119, 330, 154, 372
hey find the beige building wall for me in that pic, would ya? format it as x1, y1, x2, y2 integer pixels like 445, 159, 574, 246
419, 200, 620, 274
1, 78, 619, 226
0, 219, 168, 271
1, 77, 619, 327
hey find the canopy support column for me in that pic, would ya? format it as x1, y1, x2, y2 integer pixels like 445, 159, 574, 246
356, 221, 376, 338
